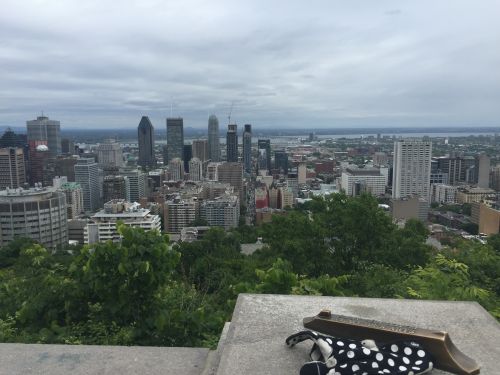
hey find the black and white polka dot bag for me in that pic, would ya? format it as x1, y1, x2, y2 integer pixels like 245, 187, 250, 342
286, 330, 434, 375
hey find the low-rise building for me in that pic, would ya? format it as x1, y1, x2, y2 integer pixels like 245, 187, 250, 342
391, 196, 429, 223
84, 200, 161, 244
341, 167, 386, 197
430, 184, 457, 204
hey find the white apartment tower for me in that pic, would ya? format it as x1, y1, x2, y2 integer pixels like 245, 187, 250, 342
392, 139, 432, 199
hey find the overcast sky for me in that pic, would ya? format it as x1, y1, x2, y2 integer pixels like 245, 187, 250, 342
1, 0, 499, 129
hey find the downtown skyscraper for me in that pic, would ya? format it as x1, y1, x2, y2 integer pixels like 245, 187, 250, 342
137, 116, 156, 168
26, 115, 61, 157
226, 124, 238, 162
167, 118, 184, 162
392, 139, 432, 199
208, 115, 220, 162
243, 124, 252, 174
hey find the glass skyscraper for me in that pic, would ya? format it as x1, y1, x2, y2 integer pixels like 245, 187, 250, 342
226, 124, 238, 162
208, 115, 220, 162
167, 118, 184, 161
137, 116, 156, 168
243, 124, 252, 173
26, 115, 61, 157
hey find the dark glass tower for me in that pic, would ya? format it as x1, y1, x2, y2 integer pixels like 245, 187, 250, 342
257, 139, 271, 173
274, 150, 288, 174
137, 116, 156, 168
243, 124, 252, 174
208, 115, 220, 162
183, 144, 192, 173
226, 124, 238, 162
167, 118, 184, 161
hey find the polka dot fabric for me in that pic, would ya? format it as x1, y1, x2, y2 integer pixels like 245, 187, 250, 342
286, 330, 434, 375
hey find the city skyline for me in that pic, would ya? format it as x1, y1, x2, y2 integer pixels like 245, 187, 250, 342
1, 1, 500, 129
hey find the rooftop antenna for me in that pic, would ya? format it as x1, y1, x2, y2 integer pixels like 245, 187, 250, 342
228, 101, 234, 124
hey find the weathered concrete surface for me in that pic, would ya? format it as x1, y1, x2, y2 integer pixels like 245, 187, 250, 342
202, 322, 231, 375
216, 294, 500, 375
0, 344, 209, 375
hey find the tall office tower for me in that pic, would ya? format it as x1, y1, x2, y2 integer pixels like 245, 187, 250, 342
97, 139, 123, 168
0, 148, 26, 189
0, 187, 68, 248
243, 124, 252, 174
75, 158, 101, 212
120, 168, 146, 203
435, 156, 475, 185
166, 118, 184, 161
183, 144, 192, 172
61, 138, 75, 155
189, 158, 203, 182
55, 155, 78, 181
257, 139, 271, 172
476, 153, 491, 188
192, 139, 209, 162
0, 128, 27, 148
226, 124, 238, 162
392, 139, 432, 199
29, 143, 55, 187
168, 158, 184, 181
26, 115, 61, 157
137, 116, 156, 168
103, 175, 129, 202
217, 162, 244, 201
274, 150, 288, 174
162, 144, 169, 164
59, 182, 84, 219
208, 115, 220, 162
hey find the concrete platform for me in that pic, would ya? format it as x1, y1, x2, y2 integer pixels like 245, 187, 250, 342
216, 294, 500, 375
0, 343, 210, 375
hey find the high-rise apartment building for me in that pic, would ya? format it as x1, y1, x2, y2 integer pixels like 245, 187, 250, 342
218, 162, 244, 201
226, 124, 238, 162
0, 147, 26, 189
164, 197, 198, 234
166, 118, 184, 161
208, 115, 220, 162
0, 187, 68, 248
242, 124, 252, 174
60, 182, 84, 219
137, 116, 156, 168
26, 115, 61, 157
75, 158, 101, 212
257, 139, 271, 173
97, 139, 123, 168
192, 139, 209, 162
200, 194, 240, 230
189, 158, 203, 182
392, 139, 432, 199
168, 158, 184, 181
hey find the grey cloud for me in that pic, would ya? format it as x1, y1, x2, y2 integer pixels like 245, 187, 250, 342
0, 0, 499, 129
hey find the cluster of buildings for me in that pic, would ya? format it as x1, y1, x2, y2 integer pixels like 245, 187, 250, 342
2, 114, 500, 248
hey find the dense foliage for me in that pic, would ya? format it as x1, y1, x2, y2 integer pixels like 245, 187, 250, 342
0, 193, 498, 347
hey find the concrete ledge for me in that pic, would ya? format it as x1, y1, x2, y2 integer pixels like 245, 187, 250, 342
0, 343, 209, 375
216, 294, 500, 375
